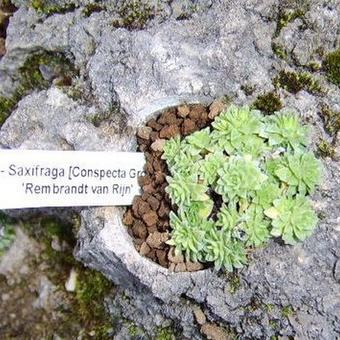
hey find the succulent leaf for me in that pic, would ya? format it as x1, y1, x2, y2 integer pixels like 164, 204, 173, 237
162, 135, 181, 166
211, 105, 266, 155
185, 127, 212, 154
204, 228, 247, 271
165, 174, 208, 207
170, 150, 201, 177
273, 152, 322, 195
266, 112, 309, 151
199, 151, 226, 185
168, 211, 214, 261
240, 205, 270, 246
264, 196, 318, 245
253, 180, 281, 209
215, 156, 267, 203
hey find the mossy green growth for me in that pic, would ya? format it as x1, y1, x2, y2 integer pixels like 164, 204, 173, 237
318, 139, 335, 159
22, 214, 114, 338
76, 268, 112, 318
31, 0, 76, 16
0, 211, 16, 257
0, 51, 76, 127
241, 84, 256, 96
323, 49, 340, 86
272, 42, 288, 60
274, 8, 306, 37
320, 104, 340, 137
273, 70, 323, 95
156, 326, 177, 340
307, 61, 322, 72
281, 305, 294, 318
82, 3, 105, 17
23, 215, 77, 281
253, 91, 283, 114
113, 0, 154, 30
228, 273, 241, 294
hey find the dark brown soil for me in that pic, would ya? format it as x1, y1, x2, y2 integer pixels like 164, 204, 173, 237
123, 101, 226, 272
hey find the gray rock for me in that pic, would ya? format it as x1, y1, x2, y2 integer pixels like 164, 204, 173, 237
0, 0, 339, 338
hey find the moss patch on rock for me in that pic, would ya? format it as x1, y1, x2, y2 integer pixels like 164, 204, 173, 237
252, 91, 283, 114
18, 213, 115, 338
273, 70, 323, 94
274, 8, 306, 37
320, 104, 340, 137
113, 0, 154, 30
0, 51, 76, 126
0, 211, 16, 257
317, 139, 335, 159
323, 49, 340, 87
271, 42, 288, 60
82, 3, 106, 17
31, 0, 76, 16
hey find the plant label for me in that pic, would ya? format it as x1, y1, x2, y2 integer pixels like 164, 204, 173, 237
0, 150, 145, 209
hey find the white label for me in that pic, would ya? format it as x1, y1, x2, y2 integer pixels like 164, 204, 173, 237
0, 150, 145, 209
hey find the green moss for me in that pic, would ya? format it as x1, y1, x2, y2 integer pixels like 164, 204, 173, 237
0, 96, 16, 125
273, 70, 323, 94
269, 319, 280, 330
323, 49, 340, 87
264, 303, 275, 313
82, 3, 105, 17
281, 305, 294, 318
88, 111, 113, 127
272, 42, 288, 59
22, 215, 78, 284
31, 0, 76, 16
156, 326, 176, 340
252, 91, 283, 114
0, 211, 16, 257
274, 8, 306, 37
113, 1, 154, 30
22, 214, 115, 338
228, 273, 241, 294
40, 216, 75, 245
307, 61, 322, 72
240, 84, 256, 96
76, 269, 112, 318
0, 51, 76, 127
320, 104, 340, 136
318, 139, 335, 159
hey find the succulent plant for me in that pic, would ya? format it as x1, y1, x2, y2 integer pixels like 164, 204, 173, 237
167, 211, 214, 262
165, 174, 208, 207
253, 181, 281, 209
240, 205, 270, 247
271, 152, 322, 195
199, 151, 226, 185
264, 196, 318, 245
215, 156, 267, 204
161, 135, 181, 166
170, 150, 201, 177
211, 105, 266, 155
161, 105, 322, 272
204, 228, 247, 271
185, 127, 213, 154
266, 112, 309, 151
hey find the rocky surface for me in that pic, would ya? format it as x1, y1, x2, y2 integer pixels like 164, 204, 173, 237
0, 0, 339, 338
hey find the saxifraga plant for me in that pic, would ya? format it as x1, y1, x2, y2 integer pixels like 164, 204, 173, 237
162, 105, 322, 271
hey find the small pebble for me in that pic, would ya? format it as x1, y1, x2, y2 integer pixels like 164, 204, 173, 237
151, 139, 166, 152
